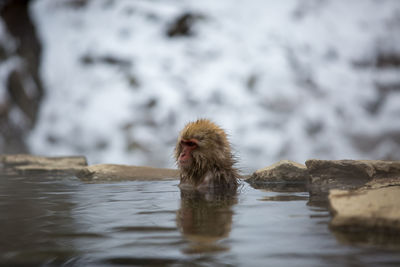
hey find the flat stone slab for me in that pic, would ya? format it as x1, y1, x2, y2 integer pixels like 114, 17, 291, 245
329, 181, 400, 233
306, 159, 400, 193
76, 164, 179, 182
246, 160, 310, 185
0, 154, 179, 181
0, 154, 87, 174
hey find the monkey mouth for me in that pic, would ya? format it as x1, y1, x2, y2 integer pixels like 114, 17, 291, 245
179, 160, 188, 165
178, 160, 191, 168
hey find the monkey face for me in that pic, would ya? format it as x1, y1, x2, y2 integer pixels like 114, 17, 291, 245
177, 139, 199, 169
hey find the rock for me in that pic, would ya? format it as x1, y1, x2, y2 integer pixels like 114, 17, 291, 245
166, 12, 203, 37
0, 154, 87, 174
247, 160, 310, 184
0, 154, 180, 181
0, 0, 44, 153
329, 180, 400, 234
306, 159, 400, 193
76, 164, 179, 182
0, 154, 87, 166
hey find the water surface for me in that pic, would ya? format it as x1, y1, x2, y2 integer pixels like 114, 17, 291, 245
1, 172, 399, 266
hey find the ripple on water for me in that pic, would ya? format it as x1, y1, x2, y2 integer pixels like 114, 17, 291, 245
1, 173, 400, 266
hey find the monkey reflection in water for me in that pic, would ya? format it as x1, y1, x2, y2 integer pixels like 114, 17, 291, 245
174, 119, 240, 253
177, 189, 237, 253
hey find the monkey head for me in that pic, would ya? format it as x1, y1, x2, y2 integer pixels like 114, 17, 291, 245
175, 119, 232, 171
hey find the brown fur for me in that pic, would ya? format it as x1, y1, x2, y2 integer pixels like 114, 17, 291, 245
175, 119, 239, 190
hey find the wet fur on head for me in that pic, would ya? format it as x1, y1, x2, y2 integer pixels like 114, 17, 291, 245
175, 119, 239, 189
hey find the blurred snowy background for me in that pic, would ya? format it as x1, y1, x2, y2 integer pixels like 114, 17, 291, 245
1, 0, 400, 173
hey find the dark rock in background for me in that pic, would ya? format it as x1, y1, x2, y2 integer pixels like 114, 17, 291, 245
0, 0, 44, 153
166, 12, 203, 38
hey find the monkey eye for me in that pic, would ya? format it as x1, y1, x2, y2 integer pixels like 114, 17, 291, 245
181, 140, 198, 147
186, 141, 196, 147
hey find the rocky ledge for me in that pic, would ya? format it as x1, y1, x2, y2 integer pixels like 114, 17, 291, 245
246, 160, 310, 184
0, 154, 87, 174
76, 164, 179, 182
0, 154, 178, 181
248, 159, 400, 189
247, 159, 400, 235
306, 159, 400, 194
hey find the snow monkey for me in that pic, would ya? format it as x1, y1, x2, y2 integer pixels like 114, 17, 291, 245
175, 119, 239, 191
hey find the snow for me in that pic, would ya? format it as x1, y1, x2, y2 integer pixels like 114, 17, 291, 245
28, 0, 400, 173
